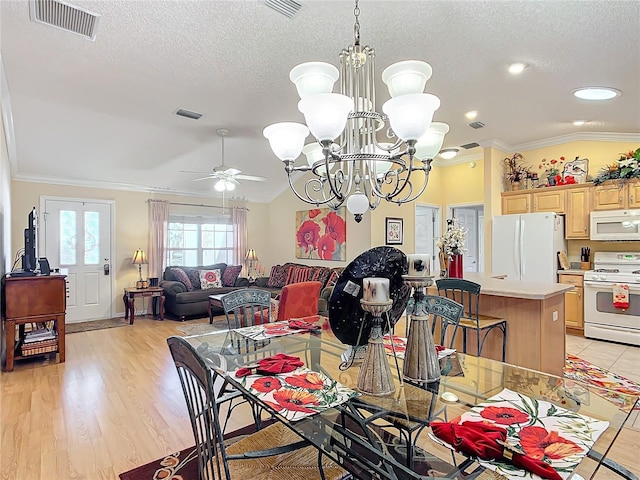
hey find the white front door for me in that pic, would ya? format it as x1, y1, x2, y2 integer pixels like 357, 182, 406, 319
453, 208, 479, 272
415, 204, 440, 274
41, 198, 114, 323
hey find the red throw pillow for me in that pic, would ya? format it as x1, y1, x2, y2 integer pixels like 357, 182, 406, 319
170, 267, 194, 291
267, 265, 288, 288
286, 266, 312, 284
222, 265, 242, 287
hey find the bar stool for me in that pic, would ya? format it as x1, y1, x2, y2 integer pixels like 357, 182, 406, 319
435, 278, 507, 362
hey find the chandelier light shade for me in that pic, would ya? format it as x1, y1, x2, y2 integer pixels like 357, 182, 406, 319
263, 0, 447, 222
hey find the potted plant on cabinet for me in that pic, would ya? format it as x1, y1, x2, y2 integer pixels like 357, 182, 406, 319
503, 153, 530, 190
593, 148, 640, 186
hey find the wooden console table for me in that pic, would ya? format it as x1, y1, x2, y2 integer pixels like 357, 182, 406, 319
123, 287, 164, 324
1, 274, 67, 372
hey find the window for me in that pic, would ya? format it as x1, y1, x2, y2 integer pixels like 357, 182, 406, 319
166, 214, 233, 266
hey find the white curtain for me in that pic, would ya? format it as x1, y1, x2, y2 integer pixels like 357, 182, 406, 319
148, 200, 169, 280
232, 207, 248, 270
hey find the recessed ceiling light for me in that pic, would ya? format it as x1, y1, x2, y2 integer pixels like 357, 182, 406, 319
439, 148, 459, 160
465, 110, 478, 120
508, 63, 528, 75
573, 87, 621, 100
572, 120, 587, 126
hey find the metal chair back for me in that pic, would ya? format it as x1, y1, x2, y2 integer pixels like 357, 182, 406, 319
422, 294, 464, 348
434, 278, 481, 324
221, 288, 272, 329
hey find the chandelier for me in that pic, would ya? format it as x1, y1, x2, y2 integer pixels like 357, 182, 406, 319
263, 1, 449, 222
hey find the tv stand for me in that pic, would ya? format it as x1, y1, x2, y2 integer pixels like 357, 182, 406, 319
8, 270, 37, 277
1, 275, 66, 371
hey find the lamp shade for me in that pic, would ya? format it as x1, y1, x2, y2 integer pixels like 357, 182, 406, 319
263, 122, 309, 161
289, 62, 339, 98
131, 249, 148, 265
303, 142, 333, 176
245, 248, 259, 262
382, 93, 440, 142
414, 122, 450, 160
346, 192, 369, 215
298, 93, 354, 141
382, 60, 433, 97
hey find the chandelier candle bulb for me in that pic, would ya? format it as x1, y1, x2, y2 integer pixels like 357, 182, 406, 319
408, 254, 431, 277
362, 277, 390, 303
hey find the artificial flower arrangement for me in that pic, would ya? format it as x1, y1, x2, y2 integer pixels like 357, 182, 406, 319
437, 218, 467, 257
593, 148, 640, 186
503, 152, 531, 184
539, 157, 564, 177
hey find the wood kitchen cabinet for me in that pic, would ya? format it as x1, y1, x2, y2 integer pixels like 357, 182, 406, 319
501, 192, 531, 214
559, 273, 584, 335
592, 179, 640, 210
565, 186, 590, 239
533, 189, 565, 213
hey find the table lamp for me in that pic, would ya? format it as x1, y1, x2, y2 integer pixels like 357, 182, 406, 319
131, 249, 148, 288
245, 248, 258, 281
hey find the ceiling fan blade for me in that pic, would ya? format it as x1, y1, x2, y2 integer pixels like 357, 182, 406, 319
190, 176, 216, 182
223, 167, 241, 176
180, 170, 213, 175
235, 174, 268, 182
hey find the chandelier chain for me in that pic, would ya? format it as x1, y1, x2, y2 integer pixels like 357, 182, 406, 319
353, 0, 360, 44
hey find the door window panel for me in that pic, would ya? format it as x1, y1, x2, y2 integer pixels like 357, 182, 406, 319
60, 210, 77, 265
84, 211, 100, 265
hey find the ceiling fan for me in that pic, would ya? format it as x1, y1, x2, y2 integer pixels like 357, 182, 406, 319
181, 128, 267, 192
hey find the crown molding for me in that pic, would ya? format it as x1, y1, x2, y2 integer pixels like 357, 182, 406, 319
482, 132, 640, 153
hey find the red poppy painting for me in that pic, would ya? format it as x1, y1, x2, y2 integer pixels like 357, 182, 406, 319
295, 207, 346, 261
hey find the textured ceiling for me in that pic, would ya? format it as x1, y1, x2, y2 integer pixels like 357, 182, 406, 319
1, 0, 639, 203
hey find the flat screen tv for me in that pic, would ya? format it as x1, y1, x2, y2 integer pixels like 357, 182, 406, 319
22, 207, 38, 272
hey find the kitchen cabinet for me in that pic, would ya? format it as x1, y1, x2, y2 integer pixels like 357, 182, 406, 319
501, 192, 531, 214
565, 186, 590, 239
558, 273, 583, 334
533, 189, 565, 213
592, 179, 640, 210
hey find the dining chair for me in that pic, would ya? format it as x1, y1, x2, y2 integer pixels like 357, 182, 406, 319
221, 288, 272, 329
166, 336, 349, 480
277, 281, 323, 320
435, 278, 507, 362
422, 294, 464, 349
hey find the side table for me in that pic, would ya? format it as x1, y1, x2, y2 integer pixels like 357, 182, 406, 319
123, 287, 165, 324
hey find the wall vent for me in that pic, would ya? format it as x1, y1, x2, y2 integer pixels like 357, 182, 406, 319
176, 109, 203, 120
461, 142, 480, 149
264, 0, 302, 18
469, 121, 485, 129
30, 0, 100, 41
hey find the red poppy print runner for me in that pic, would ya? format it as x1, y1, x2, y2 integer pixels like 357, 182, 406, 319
382, 334, 456, 360
234, 366, 358, 422
431, 388, 609, 480
235, 316, 322, 341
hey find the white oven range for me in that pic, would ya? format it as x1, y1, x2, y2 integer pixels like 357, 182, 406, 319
583, 252, 640, 346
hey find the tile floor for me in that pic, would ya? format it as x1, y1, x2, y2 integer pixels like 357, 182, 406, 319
566, 334, 640, 431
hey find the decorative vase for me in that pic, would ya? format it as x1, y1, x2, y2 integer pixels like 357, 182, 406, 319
547, 175, 556, 186
510, 181, 520, 191
448, 254, 463, 278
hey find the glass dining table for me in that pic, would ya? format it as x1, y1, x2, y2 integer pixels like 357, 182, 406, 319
182, 317, 638, 480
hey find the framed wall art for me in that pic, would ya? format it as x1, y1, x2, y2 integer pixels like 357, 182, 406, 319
385, 217, 403, 245
295, 207, 346, 261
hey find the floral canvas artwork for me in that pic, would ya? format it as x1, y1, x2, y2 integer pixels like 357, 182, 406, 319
295, 207, 346, 261
437, 388, 609, 480
235, 366, 358, 422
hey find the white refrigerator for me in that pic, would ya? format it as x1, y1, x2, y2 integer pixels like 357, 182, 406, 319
492, 212, 566, 283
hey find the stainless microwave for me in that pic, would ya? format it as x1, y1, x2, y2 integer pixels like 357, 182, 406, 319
590, 209, 640, 241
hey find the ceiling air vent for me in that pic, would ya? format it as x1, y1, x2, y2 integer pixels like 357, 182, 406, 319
264, 0, 302, 18
461, 142, 480, 149
469, 121, 485, 129
176, 109, 203, 120
30, 0, 100, 41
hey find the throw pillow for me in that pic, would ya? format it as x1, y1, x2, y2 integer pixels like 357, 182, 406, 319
186, 268, 202, 290
170, 267, 194, 291
286, 266, 312, 285
222, 265, 242, 287
325, 269, 342, 289
266, 265, 288, 288
199, 269, 223, 289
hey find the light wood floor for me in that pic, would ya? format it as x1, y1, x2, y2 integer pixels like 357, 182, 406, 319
1, 317, 638, 480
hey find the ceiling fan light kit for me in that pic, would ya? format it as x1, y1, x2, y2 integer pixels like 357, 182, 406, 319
263, 0, 448, 222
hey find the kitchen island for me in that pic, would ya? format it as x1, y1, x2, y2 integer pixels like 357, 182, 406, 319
427, 273, 573, 376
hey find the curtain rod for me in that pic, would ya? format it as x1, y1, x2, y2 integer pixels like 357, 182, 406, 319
147, 200, 249, 211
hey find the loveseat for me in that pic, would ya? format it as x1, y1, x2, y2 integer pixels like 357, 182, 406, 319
160, 264, 250, 320
253, 262, 343, 317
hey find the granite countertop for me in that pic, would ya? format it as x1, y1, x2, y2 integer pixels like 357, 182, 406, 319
430, 272, 573, 300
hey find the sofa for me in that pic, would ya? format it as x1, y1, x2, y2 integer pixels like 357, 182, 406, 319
160, 264, 250, 320
253, 262, 344, 317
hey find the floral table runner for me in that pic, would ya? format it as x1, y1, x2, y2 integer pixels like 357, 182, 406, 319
232, 366, 358, 422
234, 316, 321, 341
382, 334, 456, 360
433, 388, 609, 480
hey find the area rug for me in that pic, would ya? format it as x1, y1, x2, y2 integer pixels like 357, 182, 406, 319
564, 353, 640, 411
176, 317, 228, 336
66, 318, 130, 334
